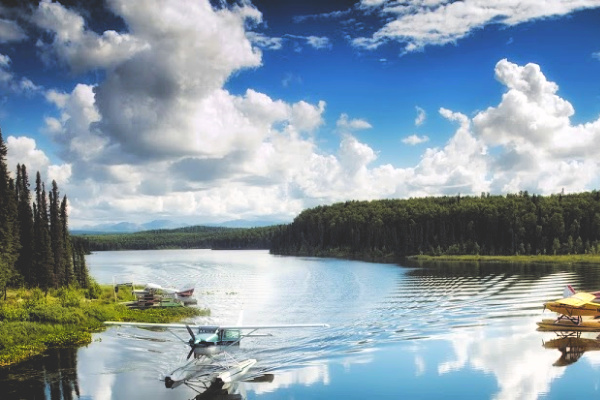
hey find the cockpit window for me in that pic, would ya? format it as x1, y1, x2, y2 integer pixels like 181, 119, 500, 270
222, 329, 241, 340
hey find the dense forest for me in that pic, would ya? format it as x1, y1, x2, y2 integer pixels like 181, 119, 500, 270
80, 225, 279, 251
0, 130, 90, 297
270, 192, 600, 261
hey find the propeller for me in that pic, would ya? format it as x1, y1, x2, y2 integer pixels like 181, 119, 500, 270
186, 325, 197, 360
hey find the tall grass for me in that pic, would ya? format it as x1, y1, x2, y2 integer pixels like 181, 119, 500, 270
0, 285, 208, 366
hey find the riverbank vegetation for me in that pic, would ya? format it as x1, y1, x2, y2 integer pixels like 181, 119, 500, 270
79, 225, 279, 251
0, 285, 207, 366
408, 254, 600, 264
270, 192, 600, 261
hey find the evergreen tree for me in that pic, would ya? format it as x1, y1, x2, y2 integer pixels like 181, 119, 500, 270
71, 237, 89, 288
49, 180, 65, 286
15, 164, 35, 285
60, 195, 75, 286
0, 130, 20, 298
33, 172, 55, 292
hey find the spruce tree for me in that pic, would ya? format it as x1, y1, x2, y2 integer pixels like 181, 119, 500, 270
0, 130, 20, 298
49, 180, 65, 286
33, 172, 55, 291
61, 195, 75, 286
16, 164, 35, 285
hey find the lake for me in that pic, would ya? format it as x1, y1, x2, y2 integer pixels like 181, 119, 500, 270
3, 249, 600, 399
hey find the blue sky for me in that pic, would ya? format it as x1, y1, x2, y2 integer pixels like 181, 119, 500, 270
1, 0, 600, 229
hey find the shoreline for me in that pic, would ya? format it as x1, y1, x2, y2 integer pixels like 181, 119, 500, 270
406, 254, 600, 264
0, 285, 207, 367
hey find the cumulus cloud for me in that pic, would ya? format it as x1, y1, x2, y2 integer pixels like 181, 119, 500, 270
6, 136, 72, 186
32, 0, 148, 72
336, 113, 372, 132
353, 0, 600, 52
27, 1, 600, 228
472, 59, 600, 194
402, 134, 429, 145
0, 18, 27, 43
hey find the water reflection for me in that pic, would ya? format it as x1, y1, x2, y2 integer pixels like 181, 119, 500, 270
7, 251, 600, 399
191, 379, 245, 400
543, 332, 600, 367
0, 348, 80, 400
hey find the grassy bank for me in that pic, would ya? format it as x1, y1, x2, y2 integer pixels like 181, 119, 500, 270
407, 254, 600, 264
0, 285, 208, 367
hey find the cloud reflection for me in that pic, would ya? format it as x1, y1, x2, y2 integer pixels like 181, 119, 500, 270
438, 318, 565, 400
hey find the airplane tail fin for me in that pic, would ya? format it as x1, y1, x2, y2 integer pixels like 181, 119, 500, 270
564, 285, 576, 298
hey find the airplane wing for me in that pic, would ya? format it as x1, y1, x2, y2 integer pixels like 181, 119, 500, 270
104, 322, 329, 329
219, 324, 329, 329
554, 292, 596, 306
104, 321, 201, 329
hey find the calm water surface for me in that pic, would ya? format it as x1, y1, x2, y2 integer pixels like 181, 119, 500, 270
3, 249, 600, 399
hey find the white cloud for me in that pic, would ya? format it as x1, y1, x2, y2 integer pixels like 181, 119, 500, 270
25, 1, 600, 228
6, 136, 71, 187
415, 106, 426, 126
473, 59, 600, 194
247, 32, 283, 50
32, 0, 148, 72
0, 53, 42, 94
306, 36, 331, 49
402, 134, 429, 145
336, 113, 372, 132
353, 0, 600, 52
592, 51, 600, 61
283, 34, 332, 50
0, 18, 27, 43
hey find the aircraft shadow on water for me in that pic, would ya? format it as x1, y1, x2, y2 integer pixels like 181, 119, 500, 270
104, 318, 327, 396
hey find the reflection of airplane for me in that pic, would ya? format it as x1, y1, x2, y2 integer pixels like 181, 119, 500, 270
190, 372, 274, 400
543, 332, 600, 367
539, 285, 600, 331
104, 321, 328, 390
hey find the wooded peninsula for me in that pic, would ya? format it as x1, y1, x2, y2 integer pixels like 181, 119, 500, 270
81, 191, 600, 264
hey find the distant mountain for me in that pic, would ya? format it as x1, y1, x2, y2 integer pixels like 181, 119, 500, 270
71, 219, 186, 234
71, 218, 287, 234
212, 219, 286, 228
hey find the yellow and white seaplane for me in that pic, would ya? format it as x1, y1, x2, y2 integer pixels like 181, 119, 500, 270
538, 285, 600, 332
104, 318, 329, 392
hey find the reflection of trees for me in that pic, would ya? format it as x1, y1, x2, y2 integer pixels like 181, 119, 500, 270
0, 348, 79, 400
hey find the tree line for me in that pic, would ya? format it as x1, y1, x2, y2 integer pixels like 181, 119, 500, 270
269, 192, 600, 261
0, 130, 90, 298
79, 225, 279, 251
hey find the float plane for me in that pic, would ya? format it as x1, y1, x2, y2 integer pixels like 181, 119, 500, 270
103, 320, 329, 390
538, 285, 600, 331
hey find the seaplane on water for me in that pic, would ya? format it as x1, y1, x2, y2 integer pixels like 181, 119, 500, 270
103, 319, 329, 391
538, 285, 600, 331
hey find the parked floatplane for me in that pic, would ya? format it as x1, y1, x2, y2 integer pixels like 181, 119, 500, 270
103, 319, 329, 392
538, 285, 600, 332
113, 275, 197, 308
